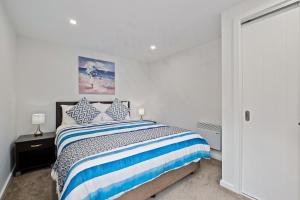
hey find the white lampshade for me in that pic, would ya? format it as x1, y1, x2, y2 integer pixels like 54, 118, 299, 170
32, 113, 45, 125
138, 108, 145, 116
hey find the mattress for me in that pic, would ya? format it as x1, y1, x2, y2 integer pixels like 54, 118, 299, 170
51, 120, 210, 200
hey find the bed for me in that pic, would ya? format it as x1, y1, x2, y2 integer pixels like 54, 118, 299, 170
52, 101, 210, 200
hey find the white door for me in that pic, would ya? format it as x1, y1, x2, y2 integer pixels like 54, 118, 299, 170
241, 5, 300, 200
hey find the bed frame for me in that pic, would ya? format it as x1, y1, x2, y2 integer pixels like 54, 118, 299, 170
52, 101, 200, 200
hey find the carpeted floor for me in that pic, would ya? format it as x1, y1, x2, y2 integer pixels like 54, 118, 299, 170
3, 159, 248, 200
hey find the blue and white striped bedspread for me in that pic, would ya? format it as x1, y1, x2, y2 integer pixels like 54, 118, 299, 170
52, 120, 210, 200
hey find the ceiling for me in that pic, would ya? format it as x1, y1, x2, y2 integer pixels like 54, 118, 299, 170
2, 0, 243, 63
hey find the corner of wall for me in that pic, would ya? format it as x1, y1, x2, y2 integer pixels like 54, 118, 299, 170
0, 2, 18, 199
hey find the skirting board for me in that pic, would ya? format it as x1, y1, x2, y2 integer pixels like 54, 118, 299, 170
220, 179, 236, 193
0, 170, 13, 200
220, 180, 257, 200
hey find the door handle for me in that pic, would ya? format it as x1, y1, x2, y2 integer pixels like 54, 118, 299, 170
245, 110, 250, 122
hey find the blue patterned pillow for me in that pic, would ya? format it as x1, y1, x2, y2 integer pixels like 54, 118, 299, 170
66, 97, 100, 125
105, 98, 129, 121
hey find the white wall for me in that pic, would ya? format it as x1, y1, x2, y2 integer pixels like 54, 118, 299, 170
147, 40, 221, 133
221, 0, 291, 193
0, 2, 17, 197
15, 36, 150, 134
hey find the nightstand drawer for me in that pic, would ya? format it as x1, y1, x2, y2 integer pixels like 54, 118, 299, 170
17, 139, 54, 152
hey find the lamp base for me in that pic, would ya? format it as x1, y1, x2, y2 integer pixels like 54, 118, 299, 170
33, 125, 43, 137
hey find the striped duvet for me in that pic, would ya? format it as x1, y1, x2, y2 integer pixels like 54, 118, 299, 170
52, 120, 210, 200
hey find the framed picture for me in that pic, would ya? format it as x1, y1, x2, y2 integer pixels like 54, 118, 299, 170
78, 56, 115, 94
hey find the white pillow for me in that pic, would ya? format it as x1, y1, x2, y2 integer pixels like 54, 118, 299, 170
61, 105, 76, 125
92, 103, 113, 122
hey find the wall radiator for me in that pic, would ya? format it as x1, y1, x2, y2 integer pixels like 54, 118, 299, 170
197, 122, 222, 151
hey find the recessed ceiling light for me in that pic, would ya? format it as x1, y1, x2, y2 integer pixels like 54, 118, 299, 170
69, 19, 77, 25
150, 45, 157, 50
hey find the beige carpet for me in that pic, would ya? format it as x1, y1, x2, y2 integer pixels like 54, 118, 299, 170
3, 159, 248, 200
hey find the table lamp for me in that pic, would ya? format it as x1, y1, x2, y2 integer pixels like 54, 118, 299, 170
138, 108, 145, 120
32, 113, 45, 136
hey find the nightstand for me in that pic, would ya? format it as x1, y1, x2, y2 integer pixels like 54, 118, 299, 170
14, 132, 56, 176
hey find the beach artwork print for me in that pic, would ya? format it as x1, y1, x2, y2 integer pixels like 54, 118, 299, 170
79, 56, 115, 94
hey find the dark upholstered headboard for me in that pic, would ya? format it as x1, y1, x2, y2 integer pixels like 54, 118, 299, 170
56, 101, 130, 128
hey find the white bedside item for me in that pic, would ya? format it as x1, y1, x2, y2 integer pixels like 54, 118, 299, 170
32, 113, 45, 136
138, 108, 145, 120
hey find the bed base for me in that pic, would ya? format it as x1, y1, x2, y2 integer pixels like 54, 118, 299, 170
52, 161, 200, 200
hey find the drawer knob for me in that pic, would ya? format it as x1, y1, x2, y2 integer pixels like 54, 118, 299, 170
30, 144, 42, 148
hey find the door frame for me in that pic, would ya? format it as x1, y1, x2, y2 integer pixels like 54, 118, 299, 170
229, 0, 300, 198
